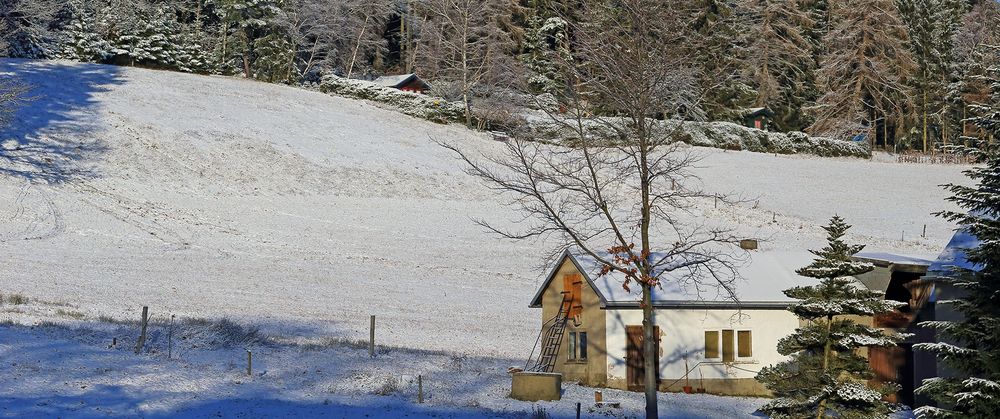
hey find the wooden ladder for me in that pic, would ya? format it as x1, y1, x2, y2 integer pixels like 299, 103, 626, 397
526, 296, 572, 373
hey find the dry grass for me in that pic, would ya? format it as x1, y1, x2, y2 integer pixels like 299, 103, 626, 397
373, 376, 399, 396
5, 293, 28, 305
56, 309, 86, 319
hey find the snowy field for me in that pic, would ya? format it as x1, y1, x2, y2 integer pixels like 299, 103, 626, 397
0, 58, 968, 417
0, 301, 766, 418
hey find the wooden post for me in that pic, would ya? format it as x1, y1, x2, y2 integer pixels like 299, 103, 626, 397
576, 402, 581, 419
134, 306, 148, 354
369, 315, 375, 358
168, 314, 175, 359
247, 350, 252, 376
922, 224, 927, 238
418, 374, 423, 403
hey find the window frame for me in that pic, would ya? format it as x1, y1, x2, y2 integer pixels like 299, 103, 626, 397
704, 330, 721, 360
568, 331, 578, 360
704, 329, 754, 362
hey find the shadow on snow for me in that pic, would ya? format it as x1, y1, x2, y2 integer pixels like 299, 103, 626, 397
0, 58, 123, 183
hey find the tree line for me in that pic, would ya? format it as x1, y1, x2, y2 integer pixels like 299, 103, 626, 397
1, 0, 998, 148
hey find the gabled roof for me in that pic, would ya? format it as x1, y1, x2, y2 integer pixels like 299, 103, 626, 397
529, 249, 820, 310
927, 227, 982, 277
853, 252, 934, 269
743, 107, 774, 118
372, 73, 429, 89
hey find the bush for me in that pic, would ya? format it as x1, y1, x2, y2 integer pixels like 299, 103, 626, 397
318, 75, 465, 124
373, 376, 399, 396
667, 121, 870, 158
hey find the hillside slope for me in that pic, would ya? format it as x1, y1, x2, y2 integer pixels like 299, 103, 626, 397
0, 59, 969, 357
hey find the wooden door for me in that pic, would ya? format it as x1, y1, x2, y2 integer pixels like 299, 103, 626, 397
626, 325, 660, 391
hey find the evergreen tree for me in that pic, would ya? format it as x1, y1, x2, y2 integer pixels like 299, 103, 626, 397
758, 216, 906, 418
684, 0, 756, 121
217, 0, 285, 77
252, 31, 295, 82
809, 0, 915, 144
898, 0, 966, 151
520, 15, 570, 95
59, 1, 113, 62
744, 0, 815, 131
914, 49, 1000, 418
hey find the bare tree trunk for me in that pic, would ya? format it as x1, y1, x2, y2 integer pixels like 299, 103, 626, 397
346, 15, 370, 78
642, 284, 658, 419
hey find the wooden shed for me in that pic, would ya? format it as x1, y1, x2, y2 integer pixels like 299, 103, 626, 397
373, 73, 430, 94
742, 107, 774, 131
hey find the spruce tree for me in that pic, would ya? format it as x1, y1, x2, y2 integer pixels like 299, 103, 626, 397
914, 53, 1000, 419
758, 216, 906, 418
898, 0, 966, 151
744, 0, 815, 131
809, 0, 915, 142
59, 0, 113, 63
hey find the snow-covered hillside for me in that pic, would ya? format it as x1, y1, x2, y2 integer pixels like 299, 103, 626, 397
0, 58, 969, 357
0, 58, 971, 418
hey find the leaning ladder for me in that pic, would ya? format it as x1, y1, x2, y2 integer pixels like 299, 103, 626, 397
525, 296, 572, 373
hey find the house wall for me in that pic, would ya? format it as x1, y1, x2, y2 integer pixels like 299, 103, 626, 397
604, 307, 800, 396
539, 258, 608, 386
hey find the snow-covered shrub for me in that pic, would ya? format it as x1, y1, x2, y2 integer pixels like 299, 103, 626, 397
318, 75, 465, 124
667, 121, 870, 158
519, 115, 869, 158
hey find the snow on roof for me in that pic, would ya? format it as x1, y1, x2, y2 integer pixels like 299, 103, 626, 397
529, 249, 822, 309
373, 73, 423, 88
927, 228, 982, 277
854, 252, 934, 267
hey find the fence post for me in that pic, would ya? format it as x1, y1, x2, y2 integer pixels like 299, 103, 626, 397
418, 374, 423, 403
247, 350, 252, 376
369, 315, 376, 358
134, 306, 148, 354
167, 314, 175, 359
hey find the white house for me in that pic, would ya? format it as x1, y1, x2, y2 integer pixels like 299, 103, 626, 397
526, 248, 822, 396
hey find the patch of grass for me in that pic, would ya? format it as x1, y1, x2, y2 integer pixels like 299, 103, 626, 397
56, 309, 86, 319
6, 293, 28, 305
302, 337, 369, 351
525, 406, 551, 419
373, 376, 399, 396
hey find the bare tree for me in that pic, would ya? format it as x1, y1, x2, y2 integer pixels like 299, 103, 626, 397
0, 76, 29, 130
808, 0, 916, 144
283, 0, 391, 79
415, 0, 513, 127
744, 0, 814, 108
442, 1, 744, 417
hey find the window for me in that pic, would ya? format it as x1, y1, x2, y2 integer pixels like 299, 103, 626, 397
738, 331, 752, 358
722, 330, 735, 362
568, 331, 577, 360
567, 330, 588, 361
705, 329, 752, 361
704, 331, 720, 359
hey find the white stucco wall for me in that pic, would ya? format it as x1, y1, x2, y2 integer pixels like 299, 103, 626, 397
604, 308, 799, 383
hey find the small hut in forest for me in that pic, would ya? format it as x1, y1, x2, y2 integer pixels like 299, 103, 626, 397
373, 73, 430, 94
742, 107, 774, 131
